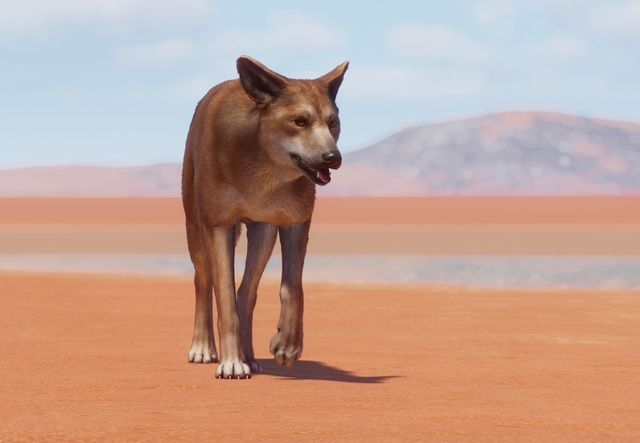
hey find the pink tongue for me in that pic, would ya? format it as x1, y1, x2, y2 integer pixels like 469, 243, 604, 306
317, 169, 331, 184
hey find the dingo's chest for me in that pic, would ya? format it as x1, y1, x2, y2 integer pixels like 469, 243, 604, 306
239, 188, 314, 226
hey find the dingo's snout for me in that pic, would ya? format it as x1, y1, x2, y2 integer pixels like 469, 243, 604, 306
322, 150, 342, 169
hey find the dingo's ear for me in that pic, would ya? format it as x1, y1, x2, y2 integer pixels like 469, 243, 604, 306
236, 56, 288, 104
318, 61, 349, 102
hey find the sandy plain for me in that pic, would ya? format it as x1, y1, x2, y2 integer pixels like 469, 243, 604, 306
1, 197, 640, 255
1, 273, 640, 441
1, 197, 639, 441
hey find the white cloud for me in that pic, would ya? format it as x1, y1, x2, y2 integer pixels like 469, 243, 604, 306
472, 0, 515, 25
215, 11, 344, 53
116, 39, 194, 63
588, 0, 640, 35
386, 24, 490, 63
344, 64, 484, 100
545, 34, 588, 58
0, 0, 208, 33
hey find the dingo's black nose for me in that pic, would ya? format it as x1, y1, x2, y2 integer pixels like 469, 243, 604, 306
322, 151, 342, 169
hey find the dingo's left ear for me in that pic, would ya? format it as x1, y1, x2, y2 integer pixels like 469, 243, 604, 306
318, 61, 349, 102
237, 56, 288, 104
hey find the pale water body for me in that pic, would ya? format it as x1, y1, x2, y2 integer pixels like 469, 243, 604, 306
1, 254, 640, 289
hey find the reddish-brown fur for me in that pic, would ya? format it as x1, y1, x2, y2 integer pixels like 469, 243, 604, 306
182, 56, 348, 379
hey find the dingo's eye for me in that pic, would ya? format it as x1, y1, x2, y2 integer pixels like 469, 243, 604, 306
328, 118, 339, 129
294, 118, 308, 127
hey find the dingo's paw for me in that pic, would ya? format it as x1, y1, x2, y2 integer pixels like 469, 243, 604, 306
269, 330, 303, 367
215, 359, 251, 379
188, 339, 218, 364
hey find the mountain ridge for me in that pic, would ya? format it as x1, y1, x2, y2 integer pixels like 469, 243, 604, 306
2, 111, 639, 196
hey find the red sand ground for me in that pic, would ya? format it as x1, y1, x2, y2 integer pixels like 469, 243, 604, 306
1, 273, 639, 441
3, 223, 640, 255
2, 196, 640, 224
2, 197, 640, 255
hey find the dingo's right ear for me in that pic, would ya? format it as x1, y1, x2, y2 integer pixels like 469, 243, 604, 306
237, 56, 288, 104
318, 60, 349, 102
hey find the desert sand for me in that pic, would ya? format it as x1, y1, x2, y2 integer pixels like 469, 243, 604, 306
3, 223, 640, 255
3, 196, 640, 224
1, 272, 639, 442
2, 197, 640, 255
1, 197, 639, 440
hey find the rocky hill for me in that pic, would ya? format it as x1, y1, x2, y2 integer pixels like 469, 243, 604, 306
2, 111, 639, 196
324, 111, 640, 195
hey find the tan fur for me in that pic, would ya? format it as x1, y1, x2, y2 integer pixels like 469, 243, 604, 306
182, 56, 348, 379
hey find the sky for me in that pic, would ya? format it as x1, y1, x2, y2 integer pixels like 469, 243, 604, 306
1, 0, 639, 168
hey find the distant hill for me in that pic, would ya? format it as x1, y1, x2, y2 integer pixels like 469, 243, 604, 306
0, 164, 181, 197
326, 111, 640, 195
2, 111, 640, 196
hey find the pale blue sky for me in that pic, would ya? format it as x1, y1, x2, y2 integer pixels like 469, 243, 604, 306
1, 0, 639, 167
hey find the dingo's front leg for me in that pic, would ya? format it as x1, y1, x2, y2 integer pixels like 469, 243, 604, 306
187, 269, 217, 364
206, 225, 250, 379
185, 219, 218, 364
237, 222, 278, 373
270, 221, 309, 367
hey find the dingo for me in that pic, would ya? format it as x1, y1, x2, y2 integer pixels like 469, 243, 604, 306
182, 56, 348, 379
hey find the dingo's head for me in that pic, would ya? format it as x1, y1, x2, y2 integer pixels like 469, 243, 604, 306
237, 56, 348, 186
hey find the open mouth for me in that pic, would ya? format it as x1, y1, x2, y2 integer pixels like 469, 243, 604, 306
291, 155, 332, 185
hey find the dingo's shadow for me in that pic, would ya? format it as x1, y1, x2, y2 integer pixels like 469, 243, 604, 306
256, 359, 398, 384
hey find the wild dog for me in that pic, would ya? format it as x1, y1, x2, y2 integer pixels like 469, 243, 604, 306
182, 56, 348, 379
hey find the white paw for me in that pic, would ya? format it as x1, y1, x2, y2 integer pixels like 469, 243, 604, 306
188, 341, 218, 364
215, 359, 251, 379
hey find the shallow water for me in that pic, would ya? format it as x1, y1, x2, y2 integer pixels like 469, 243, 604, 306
1, 254, 640, 290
